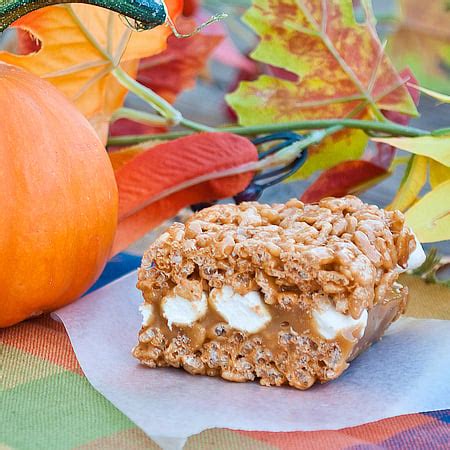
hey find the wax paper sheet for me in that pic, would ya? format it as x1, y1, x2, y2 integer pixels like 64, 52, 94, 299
54, 271, 450, 449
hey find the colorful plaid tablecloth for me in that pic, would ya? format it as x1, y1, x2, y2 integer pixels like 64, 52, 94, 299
1, 253, 449, 450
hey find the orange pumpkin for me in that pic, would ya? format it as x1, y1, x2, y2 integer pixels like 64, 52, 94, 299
0, 64, 118, 327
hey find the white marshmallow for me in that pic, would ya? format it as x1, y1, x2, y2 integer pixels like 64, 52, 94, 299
312, 299, 368, 340
209, 286, 271, 334
161, 292, 208, 330
397, 231, 426, 273
139, 303, 154, 327
406, 232, 426, 271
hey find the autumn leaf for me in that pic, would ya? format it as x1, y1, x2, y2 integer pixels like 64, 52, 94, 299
388, 155, 428, 211
300, 160, 388, 203
371, 135, 450, 167
371, 68, 420, 169
226, 0, 417, 180
0, 1, 183, 141
405, 180, 450, 243
371, 134, 450, 216
429, 159, 450, 189
387, 0, 450, 94
109, 141, 165, 171
298, 72, 419, 203
370, 134, 450, 241
295, 128, 369, 180
112, 133, 258, 253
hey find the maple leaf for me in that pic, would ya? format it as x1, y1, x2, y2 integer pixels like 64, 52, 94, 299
226, 0, 418, 180
0, 1, 183, 141
387, 0, 450, 94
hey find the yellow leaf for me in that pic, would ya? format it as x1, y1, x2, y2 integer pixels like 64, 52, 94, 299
388, 155, 427, 211
405, 180, 450, 243
290, 128, 368, 180
0, 2, 182, 141
371, 135, 450, 167
408, 83, 450, 103
429, 159, 450, 188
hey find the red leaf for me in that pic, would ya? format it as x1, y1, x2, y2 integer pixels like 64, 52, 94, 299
372, 68, 420, 168
382, 68, 420, 125
112, 133, 258, 254
136, 17, 222, 104
183, 0, 200, 16
301, 161, 388, 203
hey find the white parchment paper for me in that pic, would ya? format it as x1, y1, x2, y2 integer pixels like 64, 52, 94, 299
54, 271, 450, 449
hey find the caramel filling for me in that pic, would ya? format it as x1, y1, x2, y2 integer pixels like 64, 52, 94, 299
133, 285, 407, 389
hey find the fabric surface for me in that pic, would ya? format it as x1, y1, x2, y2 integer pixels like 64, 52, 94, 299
1, 253, 449, 450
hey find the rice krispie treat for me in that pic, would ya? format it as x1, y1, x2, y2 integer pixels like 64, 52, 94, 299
132, 196, 425, 389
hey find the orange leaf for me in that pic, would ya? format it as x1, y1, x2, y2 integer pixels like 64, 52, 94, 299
137, 17, 222, 104
0, 1, 183, 141
112, 133, 258, 254
301, 160, 388, 203
109, 140, 165, 171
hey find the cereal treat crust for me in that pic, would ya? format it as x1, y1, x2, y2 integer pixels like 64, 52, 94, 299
133, 196, 416, 389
